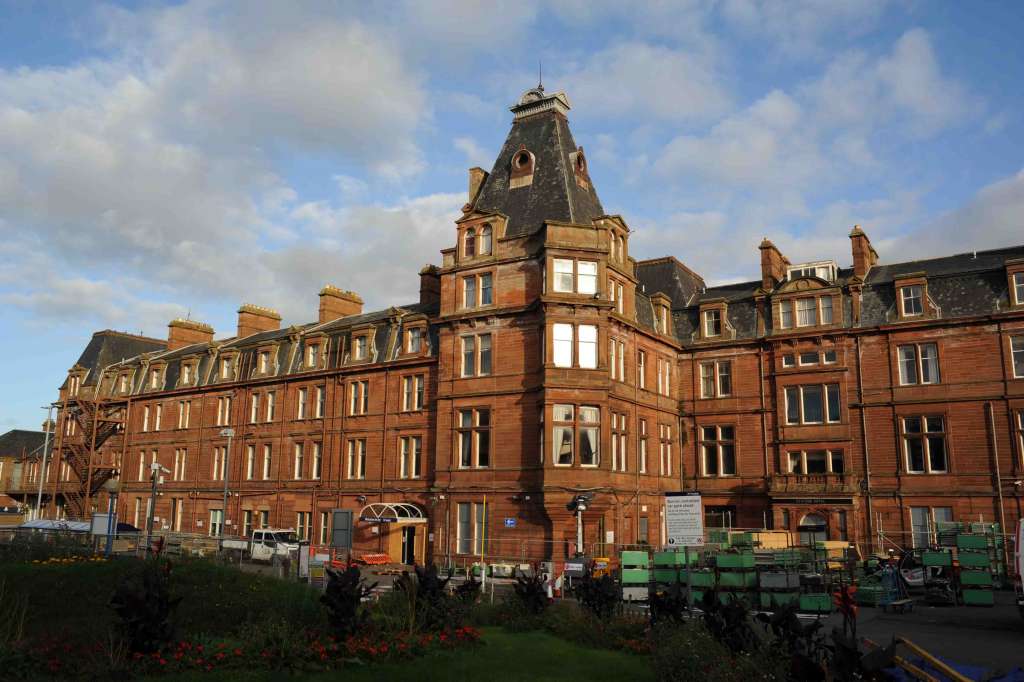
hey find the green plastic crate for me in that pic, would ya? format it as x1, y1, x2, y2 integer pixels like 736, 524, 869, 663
690, 590, 705, 604
719, 571, 757, 588
717, 552, 755, 569
958, 551, 991, 568
653, 569, 680, 583
621, 551, 651, 567
922, 550, 952, 567
961, 589, 995, 606
799, 594, 832, 613
689, 571, 715, 587
621, 568, 651, 584
959, 570, 992, 586
730, 532, 754, 547
956, 535, 989, 551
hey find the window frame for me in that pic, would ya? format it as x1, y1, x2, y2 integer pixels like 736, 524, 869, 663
700, 425, 736, 477
902, 415, 949, 474
399, 435, 422, 479
461, 333, 493, 377
699, 360, 732, 398
703, 309, 722, 337
784, 383, 842, 425
551, 257, 598, 295
456, 408, 491, 469
346, 438, 367, 480
786, 449, 844, 475
897, 342, 941, 386
1010, 335, 1024, 379
900, 285, 924, 317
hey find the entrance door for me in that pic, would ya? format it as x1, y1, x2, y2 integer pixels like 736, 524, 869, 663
798, 513, 827, 546
401, 526, 416, 565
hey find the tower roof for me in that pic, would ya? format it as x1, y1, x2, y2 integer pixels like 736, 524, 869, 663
472, 87, 604, 238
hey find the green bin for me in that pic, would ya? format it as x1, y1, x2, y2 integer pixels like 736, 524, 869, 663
621, 568, 651, 584
922, 551, 952, 567
799, 594, 832, 613
956, 535, 989, 550
689, 571, 715, 587
959, 571, 992, 586
719, 571, 757, 588
717, 552, 755, 569
958, 552, 990, 568
961, 589, 994, 606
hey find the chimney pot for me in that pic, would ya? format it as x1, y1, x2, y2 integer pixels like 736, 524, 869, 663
236, 304, 281, 339
468, 167, 488, 204
759, 238, 790, 290
849, 225, 878, 279
318, 286, 363, 324
167, 318, 215, 350
419, 265, 441, 306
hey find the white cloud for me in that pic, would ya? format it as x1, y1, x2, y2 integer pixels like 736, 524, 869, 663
454, 136, 492, 168
561, 42, 731, 123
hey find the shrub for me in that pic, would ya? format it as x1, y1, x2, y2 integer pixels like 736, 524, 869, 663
109, 557, 182, 654
572, 570, 620, 620
321, 565, 376, 639
511, 567, 549, 616
651, 622, 781, 682
649, 581, 689, 627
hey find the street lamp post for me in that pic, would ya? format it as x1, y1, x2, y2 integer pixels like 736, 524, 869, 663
566, 493, 594, 558
220, 428, 235, 537
145, 462, 170, 554
35, 404, 54, 520
101, 477, 120, 557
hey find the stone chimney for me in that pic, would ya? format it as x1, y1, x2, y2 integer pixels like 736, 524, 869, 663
318, 286, 363, 324
849, 225, 879, 279
167, 318, 214, 350
237, 304, 281, 339
468, 167, 488, 204
419, 265, 441, 306
759, 238, 790, 291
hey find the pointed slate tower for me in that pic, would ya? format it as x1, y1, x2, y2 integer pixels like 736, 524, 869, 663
471, 86, 605, 237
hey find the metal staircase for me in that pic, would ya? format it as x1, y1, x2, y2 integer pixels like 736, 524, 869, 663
53, 397, 125, 519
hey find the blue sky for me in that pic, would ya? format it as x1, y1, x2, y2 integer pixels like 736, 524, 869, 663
2, 0, 1023, 431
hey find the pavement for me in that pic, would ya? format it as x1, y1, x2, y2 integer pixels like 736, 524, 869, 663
821, 591, 1024, 674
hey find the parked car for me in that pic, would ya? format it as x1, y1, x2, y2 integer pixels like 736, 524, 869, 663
221, 528, 300, 561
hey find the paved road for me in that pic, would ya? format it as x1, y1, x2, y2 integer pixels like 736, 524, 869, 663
821, 591, 1024, 673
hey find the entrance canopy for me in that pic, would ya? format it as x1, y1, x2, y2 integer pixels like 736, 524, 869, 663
358, 503, 426, 524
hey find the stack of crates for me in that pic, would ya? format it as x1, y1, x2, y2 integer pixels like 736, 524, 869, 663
716, 550, 756, 606
798, 571, 832, 614
956, 534, 994, 606
759, 569, 800, 610
620, 550, 651, 602
652, 549, 698, 591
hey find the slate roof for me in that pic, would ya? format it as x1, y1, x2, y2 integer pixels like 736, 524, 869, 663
0, 430, 47, 458
72, 331, 166, 386
97, 299, 440, 397
639, 243, 1024, 345
473, 92, 604, 238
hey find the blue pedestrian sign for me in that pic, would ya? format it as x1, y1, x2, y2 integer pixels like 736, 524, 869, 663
504, 518, 517, 528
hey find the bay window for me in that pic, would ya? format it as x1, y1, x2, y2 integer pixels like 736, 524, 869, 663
551, 404, 599, 467
552, 258, 598, 294
787, 449, 844, 474
784, 384, 841, 424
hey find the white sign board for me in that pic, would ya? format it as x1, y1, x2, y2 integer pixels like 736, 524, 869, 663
665, 492, 704, 546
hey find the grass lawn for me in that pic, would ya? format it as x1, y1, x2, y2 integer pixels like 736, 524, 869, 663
155, 627, 656, 682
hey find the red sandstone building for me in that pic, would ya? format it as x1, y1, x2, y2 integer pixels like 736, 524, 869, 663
14, 86, 1024, 564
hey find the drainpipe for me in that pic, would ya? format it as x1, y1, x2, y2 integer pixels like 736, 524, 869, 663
856, 336, 874, 552
986, 402, 1010, 570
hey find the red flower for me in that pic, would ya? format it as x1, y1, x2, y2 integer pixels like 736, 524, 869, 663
234, 648, 242, 656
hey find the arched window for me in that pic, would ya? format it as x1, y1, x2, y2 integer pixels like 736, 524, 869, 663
798, 513, 828, 546
464, 228, 476, 258
479, 224, 492, 255
617, 236, 625, 262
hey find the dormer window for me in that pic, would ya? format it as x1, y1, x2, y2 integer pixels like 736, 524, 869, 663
353, 335, 368, 361
509, 146, 535, 189
306, 342, 320, 368
479, 224, 492, 255
220, 356, 233, 379
67, 374, 81, 397
514, 150, 532, 170
181, 362, 195, 385
464, 229, 476, 258
901, 285, 923, 317
150, 368, 162, 389
407, 327, 423, 354
704, 310, 722, 337
258, 350, 270, 374
788, 261, 837, 282
1012, 272, 1023, 306
119, 374, 130, 393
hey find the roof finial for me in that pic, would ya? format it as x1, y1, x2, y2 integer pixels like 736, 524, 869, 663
538, 60, 544, 92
